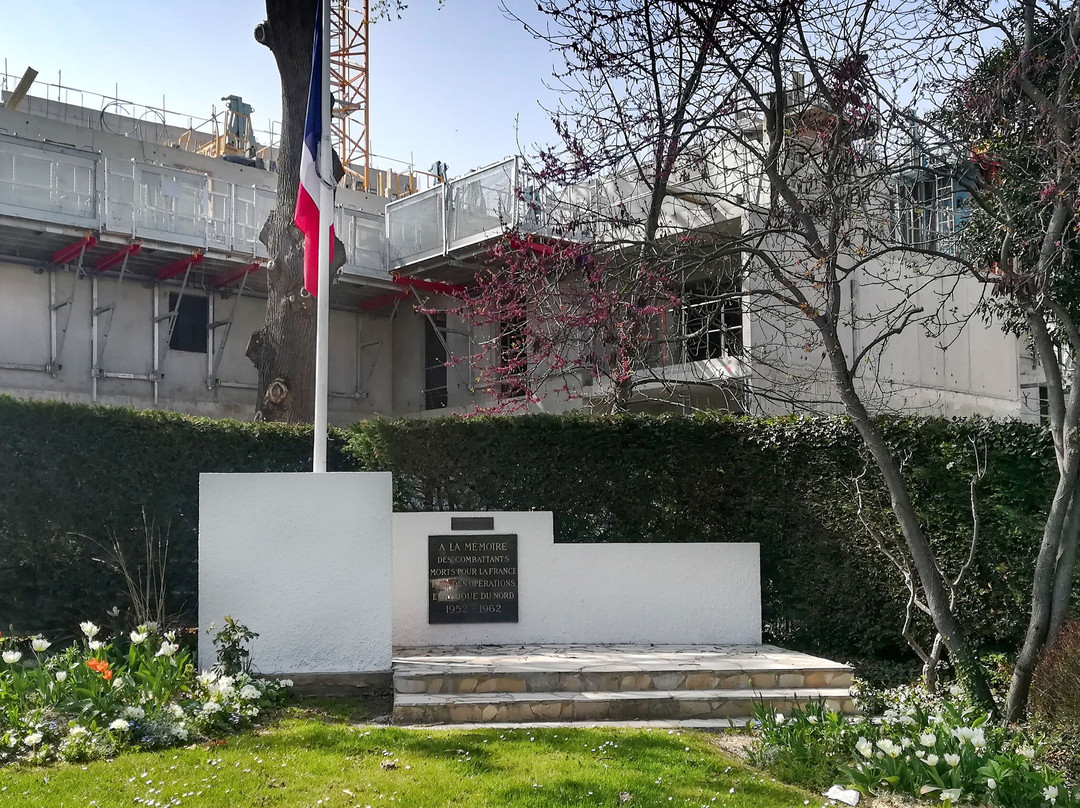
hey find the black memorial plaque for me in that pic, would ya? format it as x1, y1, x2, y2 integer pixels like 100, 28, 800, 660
428, 534, 518, 623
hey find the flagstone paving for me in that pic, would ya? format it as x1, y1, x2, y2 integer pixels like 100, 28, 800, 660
391, 644, 854, 725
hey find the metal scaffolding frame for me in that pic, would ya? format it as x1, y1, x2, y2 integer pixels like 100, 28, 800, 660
90, 242, 145, 400
48, 235, 95, 375
409, 285, 474, 406
206, 266, 255, 390
151, 258, 199, 405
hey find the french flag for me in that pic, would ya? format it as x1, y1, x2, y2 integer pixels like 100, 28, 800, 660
294, 0, 335, 298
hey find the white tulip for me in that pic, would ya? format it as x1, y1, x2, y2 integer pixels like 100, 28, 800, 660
30, 637, 51, 653
155, 641, 180, 658
2, 651, 22, 664
970, 728, 986, 750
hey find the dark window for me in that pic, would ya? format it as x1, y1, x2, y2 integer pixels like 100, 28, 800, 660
684, 284, 742, 361
1039, 385, 1050, 424
424, 312, 448, 410
168, 293, 208, 353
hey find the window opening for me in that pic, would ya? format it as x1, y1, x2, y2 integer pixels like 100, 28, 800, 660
683, 281, 743, 362
424, 311, 448, 410
168, 293, 208, 354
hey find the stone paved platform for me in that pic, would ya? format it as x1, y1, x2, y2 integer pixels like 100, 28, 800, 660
391, 644, 853, 725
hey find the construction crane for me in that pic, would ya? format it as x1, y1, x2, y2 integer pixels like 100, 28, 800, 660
330, 0, 371, 191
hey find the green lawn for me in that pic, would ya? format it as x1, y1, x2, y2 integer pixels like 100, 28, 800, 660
0, 707, 818, 807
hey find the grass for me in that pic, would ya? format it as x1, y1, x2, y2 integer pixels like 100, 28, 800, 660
0, 703, 820, 808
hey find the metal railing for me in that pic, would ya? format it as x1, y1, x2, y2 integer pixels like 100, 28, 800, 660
387, 157, 530, 269
0, 134, 385, 276
0, 69, 281, 156
384, 156, 692, 270
0, 136, 99, 228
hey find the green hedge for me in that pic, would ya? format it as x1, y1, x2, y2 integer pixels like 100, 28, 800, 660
351, 414, 1056, 660
0, 397, 358, 636
0, 396, 1061, 663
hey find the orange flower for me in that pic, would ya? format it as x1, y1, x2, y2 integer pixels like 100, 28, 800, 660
86, 658, 113, 680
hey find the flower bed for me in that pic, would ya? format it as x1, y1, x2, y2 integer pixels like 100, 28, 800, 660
750, 685, 1076, 807
0, 620, 289, 765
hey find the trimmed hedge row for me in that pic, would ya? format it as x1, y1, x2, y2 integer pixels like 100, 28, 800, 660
351, 414, 1055, 660
0, 397, 358, 635
0, 396, 1060, 663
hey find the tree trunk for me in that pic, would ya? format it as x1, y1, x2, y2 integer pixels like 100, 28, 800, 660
1005, 473, 1079, 720
1004, 310, 1080, 720
821, 327, 999, 715
249, 0, 345, 422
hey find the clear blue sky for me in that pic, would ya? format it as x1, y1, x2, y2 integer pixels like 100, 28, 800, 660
0, 0, 560, 177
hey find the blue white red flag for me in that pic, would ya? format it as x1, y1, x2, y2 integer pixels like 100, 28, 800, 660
294, 0, 335, 297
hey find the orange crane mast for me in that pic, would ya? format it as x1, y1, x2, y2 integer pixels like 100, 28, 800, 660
329, 0, 371, 191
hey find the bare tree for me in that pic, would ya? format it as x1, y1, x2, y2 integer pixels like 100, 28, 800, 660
932, 0, 1080, 721
449, 0, 1001, 710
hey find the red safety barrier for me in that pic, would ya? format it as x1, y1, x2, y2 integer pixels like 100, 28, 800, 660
212, 261, 262, 289
93, 242, 142, 272
391, 275, 467, 297
157, 252, 205, 281
50, 233, 97, 266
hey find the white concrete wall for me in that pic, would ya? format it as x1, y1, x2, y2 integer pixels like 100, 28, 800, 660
745, 236, 1030, 421
393, 511, 761, 646
199, 472, 393, 674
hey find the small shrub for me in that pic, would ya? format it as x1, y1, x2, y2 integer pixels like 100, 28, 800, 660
850, 658, 926, 692
751, 686, 1078, 807
208, 616, 259, 677
1032, 621, 1080, 729
748, 701, 853, 790
1032, 621, 1080, 781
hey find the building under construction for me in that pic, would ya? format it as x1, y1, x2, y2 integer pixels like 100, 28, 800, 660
0, 56, 1049, 422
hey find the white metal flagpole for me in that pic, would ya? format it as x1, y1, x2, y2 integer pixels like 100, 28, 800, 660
313, 0, 333, 473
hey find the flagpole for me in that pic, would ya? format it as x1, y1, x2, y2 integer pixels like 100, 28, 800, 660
313, 0, 332, 473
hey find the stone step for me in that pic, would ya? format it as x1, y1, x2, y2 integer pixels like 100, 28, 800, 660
394, 718, 756, 730
394, 666, 851, 695
393, 687, 855, 725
